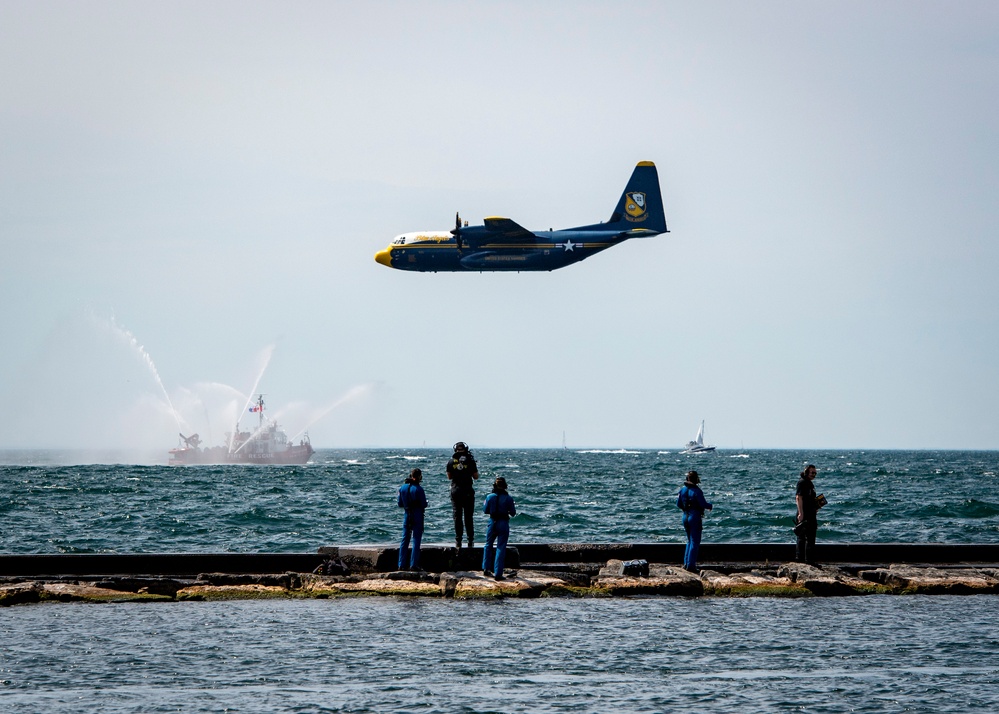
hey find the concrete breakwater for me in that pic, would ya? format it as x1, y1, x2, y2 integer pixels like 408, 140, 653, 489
2, 543, 999, 606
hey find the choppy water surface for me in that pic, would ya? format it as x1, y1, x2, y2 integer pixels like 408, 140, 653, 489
1, 449, 997, 552
3, 449, 999, 712
2, 596, 999, 713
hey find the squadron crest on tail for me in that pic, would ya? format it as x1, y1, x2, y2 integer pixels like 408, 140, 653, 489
625, 192, 647, 220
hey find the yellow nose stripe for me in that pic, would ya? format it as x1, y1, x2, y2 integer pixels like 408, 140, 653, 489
374, 249, 393, 267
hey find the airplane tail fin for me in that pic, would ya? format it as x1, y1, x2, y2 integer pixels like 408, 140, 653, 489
592, 161, 667, 234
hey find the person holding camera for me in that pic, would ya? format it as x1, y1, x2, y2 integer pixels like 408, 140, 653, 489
446, 441, 479, 549
676, 470, 712, 572
794, 464, 825, 565
397, 468, 428, 571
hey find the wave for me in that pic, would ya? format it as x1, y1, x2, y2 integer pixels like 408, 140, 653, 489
4, 449, 998, 552
577, 449, 644, 455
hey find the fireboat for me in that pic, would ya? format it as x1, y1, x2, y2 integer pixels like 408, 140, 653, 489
169, 395, 314, 465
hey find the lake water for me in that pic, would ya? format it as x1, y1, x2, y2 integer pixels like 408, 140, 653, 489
2, 448, 998, 712
2, 595, 999, 712
1, 448, 997, 552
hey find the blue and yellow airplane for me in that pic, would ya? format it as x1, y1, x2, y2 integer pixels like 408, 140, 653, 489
374, 161, 668, 272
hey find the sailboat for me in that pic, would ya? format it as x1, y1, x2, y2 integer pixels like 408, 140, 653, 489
681, 420, 716, 454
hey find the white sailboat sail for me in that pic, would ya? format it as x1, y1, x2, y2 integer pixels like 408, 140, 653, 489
682, 420, 716, 454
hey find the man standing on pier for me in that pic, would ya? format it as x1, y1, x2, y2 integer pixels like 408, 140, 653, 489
795, 464, 823, 565
397, 468, 428, 571
677, 470, 712, 572
483, 476, 517, 580
446, 441, 479, 549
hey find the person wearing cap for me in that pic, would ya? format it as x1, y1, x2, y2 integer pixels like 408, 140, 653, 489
676, 470, 712, 572
397, 468, 428, 571
446, 441, 479, 549
482, 476, 517, 580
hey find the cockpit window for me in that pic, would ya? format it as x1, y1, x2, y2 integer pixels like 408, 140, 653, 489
392, 232, 449, 246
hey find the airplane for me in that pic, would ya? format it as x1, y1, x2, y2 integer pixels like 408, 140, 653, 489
374, 161, 668, 272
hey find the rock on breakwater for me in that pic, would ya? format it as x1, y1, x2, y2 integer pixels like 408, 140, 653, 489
3, 543, 999, 605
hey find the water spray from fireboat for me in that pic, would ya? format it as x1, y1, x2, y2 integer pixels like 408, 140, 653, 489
289, 384, 374, 443
228, 344, 276, 453
86, 314, 366, 456
106, 315, 186, 433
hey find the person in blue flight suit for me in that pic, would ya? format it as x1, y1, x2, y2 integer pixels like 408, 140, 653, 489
397, 468, 428, 571
482, 476, 517, 580
677, 470, 712, 572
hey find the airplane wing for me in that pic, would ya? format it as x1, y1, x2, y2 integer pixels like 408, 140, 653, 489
483, 216, 536, 242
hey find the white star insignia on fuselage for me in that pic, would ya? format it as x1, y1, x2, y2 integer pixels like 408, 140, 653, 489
563, 240, 575, 252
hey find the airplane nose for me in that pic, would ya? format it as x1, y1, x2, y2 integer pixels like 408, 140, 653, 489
374, 248, 393, 267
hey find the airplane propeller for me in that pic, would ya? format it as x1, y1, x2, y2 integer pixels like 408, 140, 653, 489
451, 211, 463, 250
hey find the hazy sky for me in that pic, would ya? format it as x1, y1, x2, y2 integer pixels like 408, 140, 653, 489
2, 1, 997, 451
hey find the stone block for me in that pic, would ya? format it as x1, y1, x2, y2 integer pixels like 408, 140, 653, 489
595, 565, 703, 596
0, 582, 42, 607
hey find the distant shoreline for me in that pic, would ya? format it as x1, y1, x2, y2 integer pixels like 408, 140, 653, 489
2, 446, 998, 467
